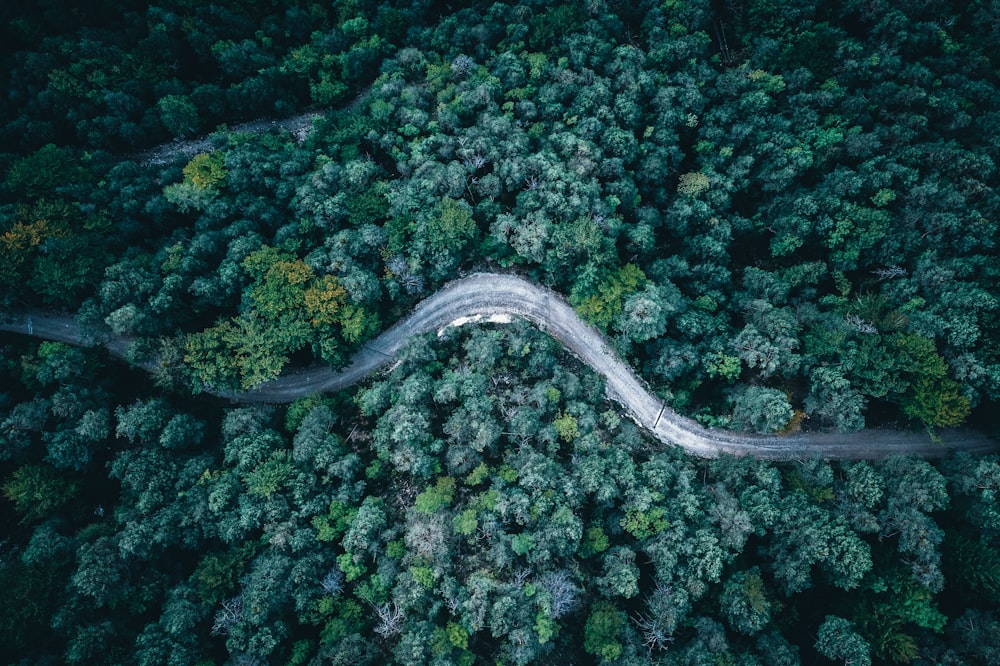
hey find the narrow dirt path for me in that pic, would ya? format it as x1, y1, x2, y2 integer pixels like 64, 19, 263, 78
3, 273, 996, 460
133, 87, 370, 166
134, 111, 323, 166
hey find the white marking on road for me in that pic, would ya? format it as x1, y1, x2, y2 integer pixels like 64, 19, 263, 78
437, 313, 513, 336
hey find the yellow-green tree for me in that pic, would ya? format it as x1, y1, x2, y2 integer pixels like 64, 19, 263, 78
892, 334, 971, 429
304, 275, 348, 327
0, 219, 60, 286
182, 152, 227, 190
186, 246, 376, 390
427, 197, 477, 256
185, 315, 289, 391
571, 263, 647, 330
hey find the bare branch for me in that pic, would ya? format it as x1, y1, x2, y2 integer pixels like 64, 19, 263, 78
537, 570, 581, 619
211, 595, 244, 636
373, 601, 405, 639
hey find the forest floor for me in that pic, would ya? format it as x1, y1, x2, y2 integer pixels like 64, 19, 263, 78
3, 273, 997, 460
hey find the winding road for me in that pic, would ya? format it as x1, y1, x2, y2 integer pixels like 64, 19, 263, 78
2, 273, 997, 460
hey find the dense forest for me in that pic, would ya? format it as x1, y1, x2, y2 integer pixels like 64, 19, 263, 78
2, 0, 1000, 663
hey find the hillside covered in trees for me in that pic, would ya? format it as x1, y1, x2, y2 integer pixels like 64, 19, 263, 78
1, 0, 999, 664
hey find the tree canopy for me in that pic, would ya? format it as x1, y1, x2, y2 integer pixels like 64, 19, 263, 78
2, 0, 1000, 663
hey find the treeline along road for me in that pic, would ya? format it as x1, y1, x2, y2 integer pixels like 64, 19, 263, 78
3, 273, 996, 460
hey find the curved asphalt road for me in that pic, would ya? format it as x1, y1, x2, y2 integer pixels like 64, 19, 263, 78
2, 273, 996, 460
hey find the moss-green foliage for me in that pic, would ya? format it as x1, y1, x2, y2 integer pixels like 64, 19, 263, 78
583, 601, 624, 661
620, 505, 669, 540
527, 3, 583, 51
414, 476, 455, 514
312, 500, 358, 542
552, 411, 579, 443
345, 182, 390, 227
244, 449, 295, 498
426, 197, 477, 256
579, 526, 610, 558
184, 314, 290, 391
571, 264, 647, 331
943, 533, 1000, 604
5, 144, 87, 198
452, 509, 478, 535
2, 464, 78, 524
856, 570, 947, 664
903, 376, 971, 429
191, 542, 257, 605
184, 245, 376, 389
